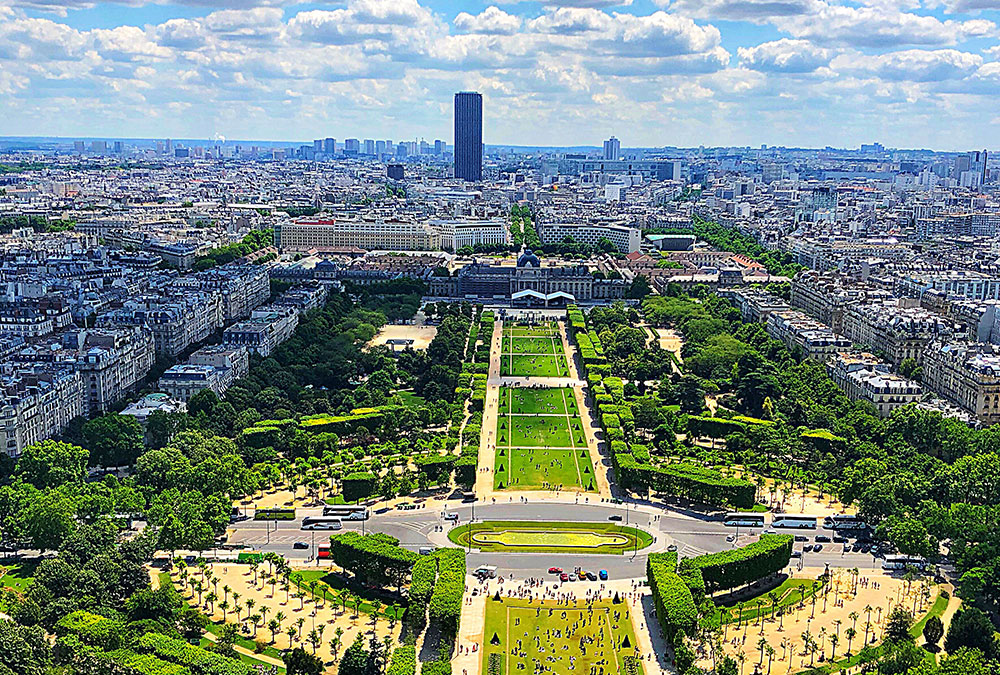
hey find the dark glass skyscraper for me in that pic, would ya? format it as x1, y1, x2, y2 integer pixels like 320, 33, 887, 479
454, 91, 482, 182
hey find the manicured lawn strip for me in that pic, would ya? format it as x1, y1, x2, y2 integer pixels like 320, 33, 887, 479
502, 354, 569, 378
501, 387, 570, 416
498, 447, 589, 490
719, 578, 824, 624
448, 521, 653, 554
910, 591, 949, 638
499, 413, 575, 448
482, 597, 645, 675
290, 570, 405, 620
507, 336, 559, 355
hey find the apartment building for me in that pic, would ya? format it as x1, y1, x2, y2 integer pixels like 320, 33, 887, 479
921, 341, 1000, 425
790, 270, 870, 333
0, 298, 73, 339
275, 217, 442, 252
765, 309, 853, 361
536, 221, 642, 254
99, 292, 224, 357
188, 344, 249, 382
431, 218, 511, 251
222, 306, 298, 356
176, 264, 270, 323
841, 301, 956, 367
826, 352, 922, 417
0, 365, 85, 458
720, 288, 792, 323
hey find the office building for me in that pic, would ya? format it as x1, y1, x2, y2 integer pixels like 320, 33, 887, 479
275, 216, 442, 252
454, 92, 483, 182
344, 139, 360, 156
324, 138, 336, 155
603, 137, 620, 161
387, 164, 405, 181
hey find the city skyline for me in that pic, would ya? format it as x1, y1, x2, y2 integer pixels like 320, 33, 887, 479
0, 0, 999, 150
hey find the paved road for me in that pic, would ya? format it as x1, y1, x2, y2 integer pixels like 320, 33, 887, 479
226, 500, 883, 580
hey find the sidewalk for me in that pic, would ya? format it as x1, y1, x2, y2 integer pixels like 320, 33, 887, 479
451, 576, 487, 675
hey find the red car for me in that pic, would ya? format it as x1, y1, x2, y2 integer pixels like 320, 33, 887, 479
559, 573, 569, 582
548, 567, 563, 574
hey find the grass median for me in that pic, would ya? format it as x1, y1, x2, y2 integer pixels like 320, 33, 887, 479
448, 521, 654, 554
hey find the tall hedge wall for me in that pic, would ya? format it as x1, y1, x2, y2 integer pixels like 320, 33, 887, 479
428, 548, 466, 637
646, 552, 697, 640
613, 454, 755, 509
688, 534, 793, 592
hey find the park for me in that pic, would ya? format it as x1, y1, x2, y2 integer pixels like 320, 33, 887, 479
500, 322, 571, 378
481, 595, 646, 675
494, 386, 594, 491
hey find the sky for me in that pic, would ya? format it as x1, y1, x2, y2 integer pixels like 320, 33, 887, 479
0, 0, 999, 150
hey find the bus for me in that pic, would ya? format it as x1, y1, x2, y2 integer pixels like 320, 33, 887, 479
318, 544, 331, 560
824, 514, 869, 531
322, 505, 370, 521
724, 512, 766, 528
301, 516, 343, 531
882, 555, 927, 571
771, 514, 819, 529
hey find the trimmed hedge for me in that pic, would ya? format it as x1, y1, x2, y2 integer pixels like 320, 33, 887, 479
135, 633, 252, 675
688, 534, 793, 592
613, 455, 755, 509
102, 649, 188, 675
342, 471, 376, 503
387, 646, 416, 675
330, 531, 420, 589
428, 548, 466, 637
647, 552, 697, 640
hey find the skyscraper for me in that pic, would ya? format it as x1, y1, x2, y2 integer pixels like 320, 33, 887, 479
603, 136, 620, 160
454, 91, 482, 182
323, 138, 335, 155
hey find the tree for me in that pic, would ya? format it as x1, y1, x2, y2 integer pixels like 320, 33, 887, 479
23, 492, 76, 551
922, 615, 943, 651
82, 414, 145, 467
0, 621, 51, 675
884, 607, 913, 644
15, 440, 89, 488
626, 275, 652, 300
945, 607, 997, 658
284, 647, 324, 675
338, 635, 369, 675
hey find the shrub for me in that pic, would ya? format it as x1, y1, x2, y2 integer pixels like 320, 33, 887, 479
387, 646, 416, 675
688, 534, 793, 592
428, 548, 466, 637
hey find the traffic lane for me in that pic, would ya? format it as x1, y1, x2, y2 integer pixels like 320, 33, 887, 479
467, 551, 646, 581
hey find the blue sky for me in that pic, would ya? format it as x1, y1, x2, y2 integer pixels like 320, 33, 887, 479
1, 0, 999, 149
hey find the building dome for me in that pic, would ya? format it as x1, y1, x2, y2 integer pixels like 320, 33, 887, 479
517, 249, 541, 268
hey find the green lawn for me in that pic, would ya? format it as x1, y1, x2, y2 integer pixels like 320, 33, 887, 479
290, 570, 405, 620
449, 521, 653, 554
496, 447, 592, 490
719, 577, 825, 624
505, 324, 558, 338
505, 336, 559, 355
502, 353, 569, 378
0, 563, 36, 593
501, 387, 573, 416
495, 387, 591, 490
482, 597, 645, 675
395, 390, 426, 408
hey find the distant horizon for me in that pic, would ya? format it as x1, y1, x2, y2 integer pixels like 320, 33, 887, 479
0, 136, 982, 156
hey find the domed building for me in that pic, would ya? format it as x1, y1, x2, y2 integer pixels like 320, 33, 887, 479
517, 249, 541, 268
429, 249, 625, 306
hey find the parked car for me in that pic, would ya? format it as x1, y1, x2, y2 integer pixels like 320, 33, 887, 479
578, 570, 588, 580
794, 535, 809, 542
608, 515, 622, 521
667, 544, 678, 552
599, 570, 609, 580
548, 567, 563, 574
832, 535, 847, 543
813, 544, 824, 552
293, 541, 309, 550
803, 544, 814, 552
586, 572, 598, 581
559, 573, 569, 582
791, 551, 802, 558
815, 535, 831, 543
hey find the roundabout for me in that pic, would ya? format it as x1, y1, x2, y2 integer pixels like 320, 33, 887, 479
447, 520, 654, 554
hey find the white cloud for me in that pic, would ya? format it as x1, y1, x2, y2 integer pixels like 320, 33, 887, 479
454, 7, 522, 35
738, 38, 831, 72
772, 2, 997, 47
831, 48, 983, 81
657, 0, 821, 22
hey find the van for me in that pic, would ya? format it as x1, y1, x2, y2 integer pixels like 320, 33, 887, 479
474, 565, 498, 579
419, 547, 436, 556
442, 512, 459, 522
